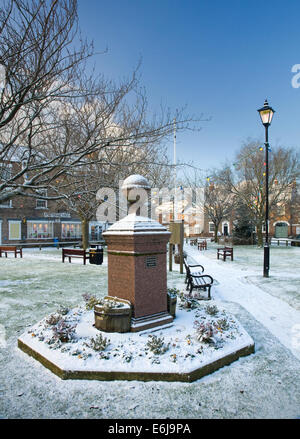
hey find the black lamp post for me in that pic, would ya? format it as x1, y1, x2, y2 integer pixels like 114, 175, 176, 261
257, 99, 275, 277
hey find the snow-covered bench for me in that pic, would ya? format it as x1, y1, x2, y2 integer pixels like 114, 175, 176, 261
183, 258, 213, 300
198, 240, 207, 250
183, 258, 204, 283
62, 248, 90, 265
217, 246, 233, 261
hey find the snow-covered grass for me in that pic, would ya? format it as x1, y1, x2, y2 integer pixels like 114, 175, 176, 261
185, 242, 300, 361
189, 241, 300, 312
1, 246, 300, 419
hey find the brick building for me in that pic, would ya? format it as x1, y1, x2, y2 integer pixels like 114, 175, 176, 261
0, 161, 106, 245
155, 189, 300, 240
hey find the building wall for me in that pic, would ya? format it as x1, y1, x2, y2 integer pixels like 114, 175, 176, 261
0, 160, 108, 245
0, 191, 81, 244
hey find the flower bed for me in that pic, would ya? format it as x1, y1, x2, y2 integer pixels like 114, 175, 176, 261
18, 292, 255, 382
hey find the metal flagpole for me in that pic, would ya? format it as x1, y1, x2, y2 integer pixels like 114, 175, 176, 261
173, 118, 176, 221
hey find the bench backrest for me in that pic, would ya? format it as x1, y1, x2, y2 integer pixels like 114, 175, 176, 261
62, 248, 86, 255
0, 246, 17, 251
183, 257, 189, 271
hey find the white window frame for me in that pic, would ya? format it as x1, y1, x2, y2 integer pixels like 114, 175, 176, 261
262, 221, 270, 233
27, 220, 54, 239
61, 221, 82, 239
8, 220, 21, 240
0, 198, 12, 208
273, 221, 289, 227
36, 189, 48, 209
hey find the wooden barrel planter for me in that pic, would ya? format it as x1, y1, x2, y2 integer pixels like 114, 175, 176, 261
174, 251, 187, 264
174, 253, 180, 264
167, 292, 177, 318
94, 296, 132, 333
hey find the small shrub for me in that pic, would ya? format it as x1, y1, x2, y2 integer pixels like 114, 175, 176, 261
85, 333, 110, 351
82, 294, 102, 310
99, 298, 126, 311
45, 313, 62, 326
177, 291, 199, 309
170, 353, 177, 363
99, 351, 110, 360
122, 353, 132, 363
215, 318, 230, 331
146, 335, 170, 355
205, 304, 219, 316
57, 305, 69, 316
194, 321, 215, 344
167, 287, 180, 298
52, 320, 75, 343
83, 294, 127, 311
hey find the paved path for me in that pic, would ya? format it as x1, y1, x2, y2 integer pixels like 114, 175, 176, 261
185, 244, 300, 361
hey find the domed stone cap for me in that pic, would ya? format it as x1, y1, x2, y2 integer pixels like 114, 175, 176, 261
103, 213, 170, 236
121, 174, 150, 203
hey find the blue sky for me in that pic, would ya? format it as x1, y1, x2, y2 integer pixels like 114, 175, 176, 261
78, 0, 300, 173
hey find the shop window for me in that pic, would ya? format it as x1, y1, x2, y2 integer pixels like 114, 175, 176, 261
61, 222, 82, 239
27, 221, 53, 239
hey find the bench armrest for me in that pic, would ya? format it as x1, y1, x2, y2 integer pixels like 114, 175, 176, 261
190, 274, 213, 284
189, 264, 204, 273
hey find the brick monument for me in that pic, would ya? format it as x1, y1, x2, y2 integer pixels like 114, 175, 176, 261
103, 175, 173, 332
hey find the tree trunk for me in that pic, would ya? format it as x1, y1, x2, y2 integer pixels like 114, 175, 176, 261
81, 218, 89, 250
214, 225, 219, 244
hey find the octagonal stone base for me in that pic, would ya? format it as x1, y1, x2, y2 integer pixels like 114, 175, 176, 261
17, 302, 255, 383
18, 338, 254, 382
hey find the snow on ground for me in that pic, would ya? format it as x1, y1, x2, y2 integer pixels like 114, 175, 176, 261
184, 242, 300, 361
0, 246, 300, 419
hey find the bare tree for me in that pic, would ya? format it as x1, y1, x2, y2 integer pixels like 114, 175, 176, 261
51, 139, 173, 249
179, 166, 234, 242
221, 140, 300, 246
0, 0, 94, 133
202, 169, 235, 243
284, 181, 300, 237
0, 0, 94, 200
0, 0, 205, 209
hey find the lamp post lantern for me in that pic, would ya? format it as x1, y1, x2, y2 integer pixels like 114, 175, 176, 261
257, 99, 275, 277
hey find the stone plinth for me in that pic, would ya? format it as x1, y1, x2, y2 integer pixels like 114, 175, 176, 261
103, 214, 173, 331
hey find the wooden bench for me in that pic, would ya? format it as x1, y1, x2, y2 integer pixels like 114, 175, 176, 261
183, 258, 204, 284
198, 240, 207, 250
183, 258, 213, 300
0, 246, 22, 258
217, 246, 233, 261
189, 239, 198, 246
62, 248, 90, 265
